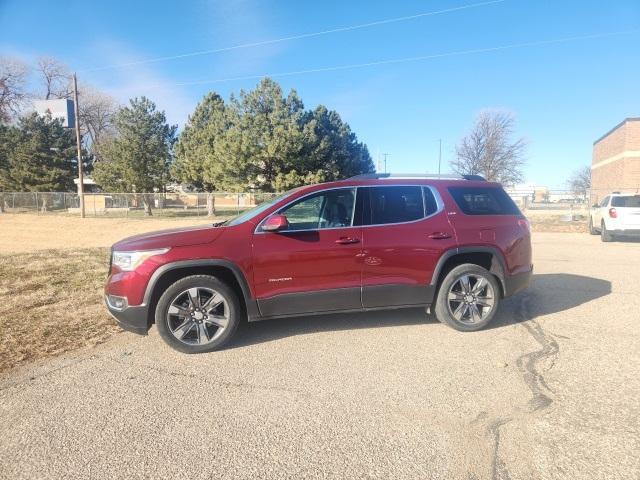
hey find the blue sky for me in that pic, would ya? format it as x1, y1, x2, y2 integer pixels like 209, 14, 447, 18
1, 0, 638, 187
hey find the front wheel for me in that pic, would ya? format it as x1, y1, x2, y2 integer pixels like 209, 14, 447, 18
155, 275, 242, 353
434, 264, 500, 332
588, 217, 599, 235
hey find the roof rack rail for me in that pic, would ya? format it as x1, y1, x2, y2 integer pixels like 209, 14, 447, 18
347, 173, 486, 181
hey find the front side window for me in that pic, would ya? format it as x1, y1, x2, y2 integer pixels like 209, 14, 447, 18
278, 188, 355, 231
365, 186, 425, 225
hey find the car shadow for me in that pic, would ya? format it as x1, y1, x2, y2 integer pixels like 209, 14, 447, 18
229, 273, 611, 349
487, 273, 612, 329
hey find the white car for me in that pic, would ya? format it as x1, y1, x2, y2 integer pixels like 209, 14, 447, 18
589, 193, 640, 241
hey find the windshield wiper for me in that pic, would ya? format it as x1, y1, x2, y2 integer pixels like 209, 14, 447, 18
212, 220, 228, 227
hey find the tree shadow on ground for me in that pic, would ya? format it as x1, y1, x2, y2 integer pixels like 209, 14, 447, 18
229, 273, 611, 349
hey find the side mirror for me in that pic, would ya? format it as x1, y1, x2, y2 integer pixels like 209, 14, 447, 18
592, 203, 599, 208
262, 214, 289, 232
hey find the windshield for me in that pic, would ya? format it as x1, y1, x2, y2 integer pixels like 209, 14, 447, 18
224, 190, 296, 226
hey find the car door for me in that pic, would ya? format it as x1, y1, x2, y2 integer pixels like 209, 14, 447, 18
252, 187, 363, 317
594, 196, 609, 225
359, 185, 457, 308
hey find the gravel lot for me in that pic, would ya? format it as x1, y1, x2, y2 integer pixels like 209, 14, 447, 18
1, 232, 639, 479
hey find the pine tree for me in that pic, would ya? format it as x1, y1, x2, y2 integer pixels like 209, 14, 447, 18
93, 97, 176, 215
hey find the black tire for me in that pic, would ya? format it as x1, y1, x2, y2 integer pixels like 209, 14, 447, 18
434, 263, 501, 332
155, 275, 242, 353
601, 221, 614, 242
588, 217, 599, 235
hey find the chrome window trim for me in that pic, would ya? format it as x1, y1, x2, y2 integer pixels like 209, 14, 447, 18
254, 184, 445, 234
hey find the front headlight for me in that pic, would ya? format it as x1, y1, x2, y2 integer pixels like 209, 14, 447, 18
112, 248, 170, 271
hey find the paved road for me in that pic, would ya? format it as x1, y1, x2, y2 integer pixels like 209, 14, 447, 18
1, 233, 639, 479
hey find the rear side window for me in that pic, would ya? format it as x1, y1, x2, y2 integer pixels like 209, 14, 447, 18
611, 196, 640, 207
366, 186, 424, 225
448, 186, 521, 215
423, 187, 438, 215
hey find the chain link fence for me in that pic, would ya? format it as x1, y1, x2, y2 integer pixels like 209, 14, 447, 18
0, 192, 279, 217
505, 188, 640, 211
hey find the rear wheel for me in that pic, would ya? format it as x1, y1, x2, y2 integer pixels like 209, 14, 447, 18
588, 217, 599, 235
155, 275, 241, 353
434, 264, 500, 332
601, 221, 614, 242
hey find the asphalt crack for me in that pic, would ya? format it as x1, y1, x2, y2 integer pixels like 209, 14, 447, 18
488, 417, 513, 480
514, 293, 559, 412
472, 292, 561, 480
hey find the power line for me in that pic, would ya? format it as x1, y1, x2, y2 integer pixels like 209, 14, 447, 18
81, 0, 507, 72
163, 29, 637, 87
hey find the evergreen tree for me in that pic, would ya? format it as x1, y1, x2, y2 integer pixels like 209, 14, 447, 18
93, 97, 176, 215
0, 113, 76, 192
172, 92, 228, 215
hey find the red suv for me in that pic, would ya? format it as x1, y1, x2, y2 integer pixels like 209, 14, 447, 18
105, 174, 532, 353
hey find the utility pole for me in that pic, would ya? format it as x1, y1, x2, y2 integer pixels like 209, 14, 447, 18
438, 139, 442, 175
383, 153, 390, 174
72, 73, 85, 218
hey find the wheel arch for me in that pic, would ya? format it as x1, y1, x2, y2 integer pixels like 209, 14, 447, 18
431, 247, 507, 297
143, 260, 257, 327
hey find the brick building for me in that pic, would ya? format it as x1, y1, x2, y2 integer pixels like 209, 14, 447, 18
591, 117, 640, 203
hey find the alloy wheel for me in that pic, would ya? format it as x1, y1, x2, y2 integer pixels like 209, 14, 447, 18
446, 274, 496, 325
166, 287, 229, 345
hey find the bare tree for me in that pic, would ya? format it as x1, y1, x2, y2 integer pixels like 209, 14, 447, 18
451, 110, 527, 186
567, 166, 591, 201
78, 85, 118, 160
36, 56, 72, 100
0, 57, 29, 123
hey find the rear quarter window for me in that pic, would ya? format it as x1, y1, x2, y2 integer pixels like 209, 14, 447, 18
448, 186, 521, 215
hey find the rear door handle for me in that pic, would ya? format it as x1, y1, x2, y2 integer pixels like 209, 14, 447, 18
427, 232, 452, 240
335, 237, 360, 245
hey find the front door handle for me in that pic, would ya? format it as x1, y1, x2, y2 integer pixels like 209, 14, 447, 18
335, 237, 360, 245
428, 232, 452, 240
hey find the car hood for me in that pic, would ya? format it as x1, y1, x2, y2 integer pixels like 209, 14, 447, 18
112, 225, 225, 251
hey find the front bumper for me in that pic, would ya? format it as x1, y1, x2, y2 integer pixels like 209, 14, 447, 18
503, 265, 533, 298
105, 298, 150, 336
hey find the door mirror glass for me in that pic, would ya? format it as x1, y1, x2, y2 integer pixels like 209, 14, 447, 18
262, 214, 289, 232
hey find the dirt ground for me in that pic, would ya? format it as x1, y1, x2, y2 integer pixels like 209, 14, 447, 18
1, 232, 638, 479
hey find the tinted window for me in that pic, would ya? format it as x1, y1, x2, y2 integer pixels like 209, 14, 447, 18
278, 188, 355, 231
423, 187, 438, 215
366, 186, 424, 225
611, 196, 640, 207
599, 196, 610, 207
448, 186, 520, 215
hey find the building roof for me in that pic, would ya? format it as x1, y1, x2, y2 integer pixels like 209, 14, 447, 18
593, 117, 640, 145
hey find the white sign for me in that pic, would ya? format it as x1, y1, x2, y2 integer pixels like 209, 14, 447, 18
34, 99, 75, 128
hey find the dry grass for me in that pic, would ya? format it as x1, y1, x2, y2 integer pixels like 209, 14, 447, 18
0, 214, 216, 254
0, 214, 230, 372
0, 248, 119, 372
528, 215, 588, 233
